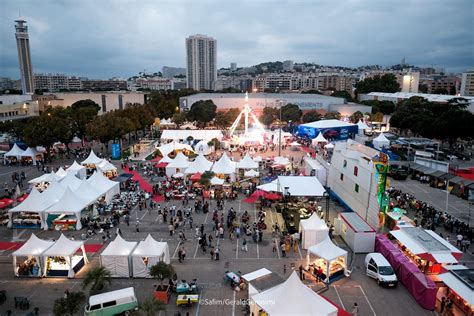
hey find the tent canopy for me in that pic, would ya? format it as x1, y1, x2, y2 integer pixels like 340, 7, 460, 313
357, 120, 370, 130
184, 154, 213, 174
67, 161, 86, 172
194, 140, 212, 155
132, 234, 170, 263
13, 234, 54, 256
44, 187, 90, 214
244, 169, 259, 178
21, 147, 41, 158
28, 171, 62, 184
9, 188, 42, 213
256, 179, 279, 192
77, 179, 103, 205
251, 271, 337, 316
278, 176, 326, 197
97, 159, 117, 172
210, 177, 225, 185
59, 173, 82, 191
166, 152, 190, 169
300, 213, 329, 232
237, 153, 259, 169
212, 153, 235, 174
273, 156, 290, 166
87, 171, 120, 195
42, 234, 85, 257
314, 132, 328, 143
308, 237, 347, 261
158, 141, 194, 157
81, 150, 102, 165
101, 235, 137, 256
56, 167, 68, 178
5, 143, 25, 158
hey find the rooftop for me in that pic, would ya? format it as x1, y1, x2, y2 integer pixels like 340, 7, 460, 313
367, 92, 474, 103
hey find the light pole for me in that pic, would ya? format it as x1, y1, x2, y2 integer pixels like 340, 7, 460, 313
278, 104, 282, 157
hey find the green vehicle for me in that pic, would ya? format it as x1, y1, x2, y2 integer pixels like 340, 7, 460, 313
85, 287, 138, 316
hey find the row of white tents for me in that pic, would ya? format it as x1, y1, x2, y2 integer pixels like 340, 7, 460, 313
12, 234, 170, 278
9, 171, 120, 230
4, 144, 44, 165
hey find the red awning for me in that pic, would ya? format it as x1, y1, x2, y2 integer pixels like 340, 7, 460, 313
264, 193, 281, 200
155, 162, 168, 168
190, 172, 202, 181
0, 198, 14, 209
150, 156, 161, 163
250, 190, 266, 198
17, 194, 28, 203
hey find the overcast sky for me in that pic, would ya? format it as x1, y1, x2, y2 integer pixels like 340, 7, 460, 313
1, 0, 473, 79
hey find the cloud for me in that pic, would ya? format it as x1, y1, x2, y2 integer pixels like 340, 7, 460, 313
0, 0, 472, 78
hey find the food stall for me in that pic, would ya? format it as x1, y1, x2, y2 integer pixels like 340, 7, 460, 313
307, 237, 348, 283
438, 267, 473, 316
211, 153, 236, 182
4, 143, 25, 164
20, 147, 43, 165
335, 212, 376, 253
390, 227, 462, 275
100, 235, 137, 278
96, 159, 118, 179
81, 150, 103, 174
385, 208, 415, 230
299, 213, 329, 249
43, 188, 91, 230
131, 234, 170, 278
66, 161, 87, 179
8, 188, 43, 229
42, 234, 88, 278
12, 234, 54, 277
165, 152, 190, 177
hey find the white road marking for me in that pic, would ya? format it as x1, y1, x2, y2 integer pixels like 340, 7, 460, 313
235, 236, 239, 259
357, 285, 376, 316
195, 289, 202, 316
172, 241, 182, 259
231, 290, 236, 316
332, 285, 345, 310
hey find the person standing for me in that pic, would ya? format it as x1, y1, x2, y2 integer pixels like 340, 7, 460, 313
351, 302, 359, 316
281, 242, 286, 257
242, 238, 248, 252
456, 234, 463, 247
178, 248, 183, 263
214, 247, 220, 260
439, 297, 446, 314
169, 222, 174, 236
181, 246, 186, 262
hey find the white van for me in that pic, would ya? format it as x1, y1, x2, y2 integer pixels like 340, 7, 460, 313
84, 287, 138, 316
364, 253, 398, 287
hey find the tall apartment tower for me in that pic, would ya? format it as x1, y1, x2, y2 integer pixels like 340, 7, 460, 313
186, 34, 217, 91
15, 20, 35, 94
460, 70, 474, 96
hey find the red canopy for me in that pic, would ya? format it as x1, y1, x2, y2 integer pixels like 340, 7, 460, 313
250, 190, 266, 198
17, 194, 28, 203
150, 156, 161, 163
155, 162, 168, 168
190, 172, 202, 181
264, 192, 281, 200
0, 198, 14, 209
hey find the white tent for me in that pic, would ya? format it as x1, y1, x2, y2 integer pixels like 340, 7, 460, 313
44, 188, 91, 230
20, 147, 43, 165
55, 167, 68, 178
59, 173, 82, 191
8, 188, 46, 228
300, 213, 329, 249
42, 234, 89, 278
289, 141, 301, 147
66, 161, 87, 179
76, 179, 103, 211
194, 140, 213, 155
251, 271, 337, 316
72, 136, 82, 143
324, 143, 335, 149
244, 169, 260, 178
184, 154, 213, 174
210, 177, 225, 186
28, 171, 62, 185
165, 152, 190, 177
212, 153, 236, 175
40, 178, 66, 203
373, 132, 390, 150
131, 234, 170, 278
4, 143, 25, 160
12, 234, 54, 277
273, 156, 290, 166
158, 141, 194, 157
81, 150, 102, 166
87, 172, 120, 203
96, 159, 117, 174
312, 132, 328, 146
278, 176, 326, 197
256, 179, 279, 192
253, 156, 263, 162
100, 235, 137, 278
236, 153, 259, 169
357, 120, 370, 134
307, 237, 348, 283
220, 152, 237, 167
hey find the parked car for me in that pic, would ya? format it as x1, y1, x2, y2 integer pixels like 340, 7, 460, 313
389, 167, 409, 180
85, 287, 138, 316
365, 253, 398, 287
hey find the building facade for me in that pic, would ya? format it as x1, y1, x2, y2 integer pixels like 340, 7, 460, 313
327, 140, 388, 230
34, 73, 85, 92
0, 95, 39, 121
135, 78, 173, 90
461, 71, 474, 96
81, 80, 127, 91
14, 20, 35, 94
186, 34, 217, 90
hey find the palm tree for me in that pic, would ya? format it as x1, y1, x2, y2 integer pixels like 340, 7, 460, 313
149, 262, 175, 289
53, 291, 85, 316
139, 297, 166, 316
83, 266, 111, 293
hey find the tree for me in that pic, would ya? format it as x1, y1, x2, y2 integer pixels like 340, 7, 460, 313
259, 107, 278, 127
83, 266, 111, 293
280, 103, 302, 122
355, 74, 400, 95
349, 111, 364, 123
301, 110, 322, 123
199, 171, 215, 187
324, 111, 341, 120
372, 112, 384, 122
172, 112, 187, 127
71, 99, 100, 112
139, 297, 166, 316
331, 90, 354, 102
53, 291, 85, 316
418, 84, 429, 93
186, 100, 217, 125
70, 102, 100, 143
214, 111, 230, 129
149, 262, 175, 287
87, 112, 135, 151
360, 100, 395, 115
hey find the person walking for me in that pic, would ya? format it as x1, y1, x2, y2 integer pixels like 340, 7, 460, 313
351, 302, 359, 316
169, 223, 174, 236
135, 221, 140, 232
272, 240, 277, 253
281, 242, 286, 257
242, 238, 248, 252
180, 246, 186, 262
178, 248, 183, 263
214, 246, 220, 260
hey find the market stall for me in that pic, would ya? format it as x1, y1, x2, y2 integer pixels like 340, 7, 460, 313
87, 171, 120, 203
8, 188, 44, 229
300, 213, 329, 249
250, 272, 338, 316
12, 234, 54, 277
184, 154, 212, 175
81, 150, 102, 170
66, 161, 87, 179
307, 237, 348, 283
96, 159, 118, 179
100, 235, 137, 278
373, 132, 390, 150
42, 234, 88, 278
43, 188, 91, 230
20, 147, 43, 165
237, 153, 259, 170
335, 212, 376, 253
4, 143, 25, 164
28, 171, 62, 188
390, 227, 462, 274
211, 153, 236, 182
59, 172, 82, 191
131, 234, 170, 278
165, 152, 190, 177
438, 267, 473, 316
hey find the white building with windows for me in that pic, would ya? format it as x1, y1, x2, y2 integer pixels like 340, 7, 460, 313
186, 34, 217, 90
327, 140, 384, 230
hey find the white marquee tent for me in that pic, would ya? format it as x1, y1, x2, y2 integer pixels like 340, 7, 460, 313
158, 141, 194, 157
277, 176, 326, 197
250, 271, 337, 316
210, 177, 225, 186
300, 213, 329, 249
8, 188, 45, 228
76, 179, 104, 212
20, 147, 43, 165
96, 159, 117, 174
184, 154, 213, 174
59, 173, 82, 191
28, 171, 62, 185
4, 143, 25, 160
81, 150, 102, 166
131, 234, 170, 278
212, 153, 236, 176
12, 234, 54, 277
66, 161, 87, 179
43, 188, 91, 230
357, 120, 370, 134
312, 132, 328, 146
165, 152, 190, 177
307, 237, 348, 283
55, 167, 68, 179
256, 179, 279, 192
87, 172, 120, 203
244, 169, 260, 178
42, 234, 89, 278
236, 153, 259, 170
100, 235, 137, 278
273, 156, 291, 167
194, 140, 213, 155
373, 132, 390, 150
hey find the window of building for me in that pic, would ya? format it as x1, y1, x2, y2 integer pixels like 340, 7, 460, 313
343, 160, 347, 168
355, 184, 359, 193
354, 166, 358, 176
340, 173, 344, 181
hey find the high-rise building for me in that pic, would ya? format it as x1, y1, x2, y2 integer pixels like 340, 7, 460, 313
186, 34, 217, 91
15, 20, 35, 94
460, 71, 474, 96
230, 63, 237, 71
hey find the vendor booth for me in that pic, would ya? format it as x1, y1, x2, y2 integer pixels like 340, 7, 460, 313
307, 237, 348, 283
390, 227, 462, 274
184, 154, 213, 175
12, 234, 54, 277
438, 267, 474, 316
158, 141, 194, 157
131, 234, 170, 278
20, 147, 43, 165
59, 172, 82, 191
299, 213, 329, 249
311, 132, 328, 146
28, 171, 62, 187
250, 272, 338, 316
42, 234, 88, 278
44, 188, 91, 230
81, 150, 102, 169
66, 161, 87, 179
373, 132, 390, 150
335, 212, 376, 253
87, 172, 120, 203
96, 159, 118, 178
4, 143, 25, 163
8, 188, 45, 229
100, 235, 137, 278
237, 153, 259, 170
165, 152, 190, 177
212, 153, 236, 182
